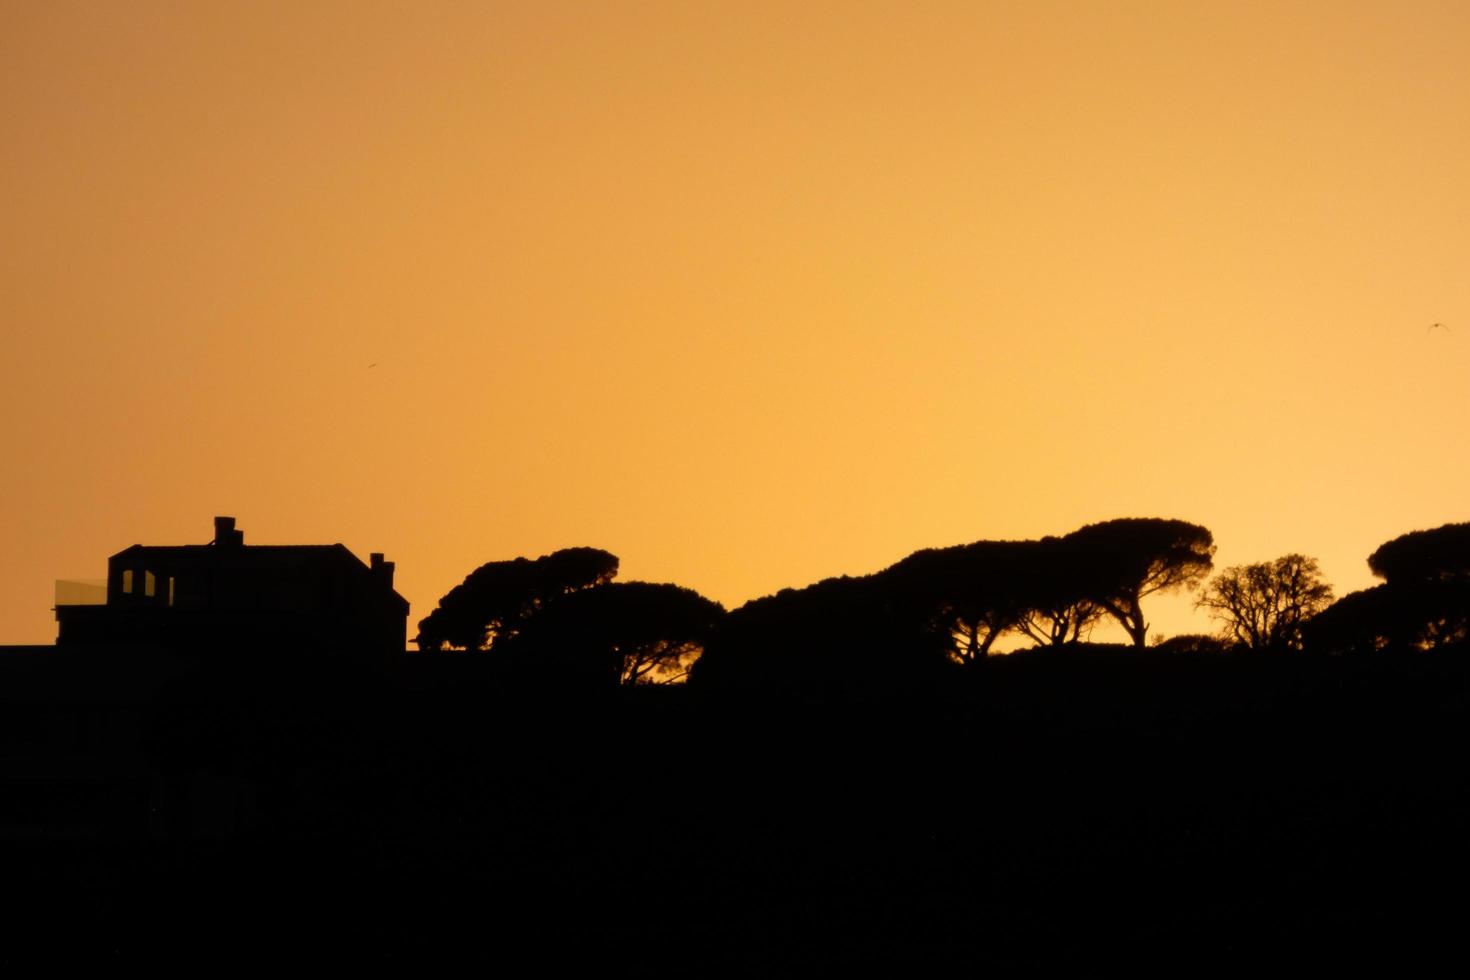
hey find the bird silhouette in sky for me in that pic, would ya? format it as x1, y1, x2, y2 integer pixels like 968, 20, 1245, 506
1427, 322, 1451, 335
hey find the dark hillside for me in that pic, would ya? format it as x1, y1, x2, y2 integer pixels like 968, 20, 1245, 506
5, 646, 1470, 971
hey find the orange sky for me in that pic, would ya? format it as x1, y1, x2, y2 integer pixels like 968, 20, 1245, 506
3, 1, 1468, 646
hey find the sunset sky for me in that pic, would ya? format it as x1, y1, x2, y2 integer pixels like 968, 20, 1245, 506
3, 0, 1468, 646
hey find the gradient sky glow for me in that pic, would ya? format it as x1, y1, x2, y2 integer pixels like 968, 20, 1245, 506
3, 1, 1468, 645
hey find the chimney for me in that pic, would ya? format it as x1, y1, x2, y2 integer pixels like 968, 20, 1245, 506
214, 516, 244, 547
370, 552, 395, 589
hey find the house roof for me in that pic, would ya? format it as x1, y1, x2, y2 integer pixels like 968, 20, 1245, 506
112, 542, 356, 563
109, 542, 408, 611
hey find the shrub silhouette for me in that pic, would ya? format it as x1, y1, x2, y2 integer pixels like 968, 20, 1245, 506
1150, 633, 1234, 656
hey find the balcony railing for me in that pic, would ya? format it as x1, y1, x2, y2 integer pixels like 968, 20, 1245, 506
54, 579, 107, 607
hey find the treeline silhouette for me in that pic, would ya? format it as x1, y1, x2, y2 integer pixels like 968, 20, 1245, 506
6, 516, 1470, 970
1308, 522, 1470, 653
410, 517, 1470, 694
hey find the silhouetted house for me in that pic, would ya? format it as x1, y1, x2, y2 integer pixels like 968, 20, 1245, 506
55, 517, 409, 657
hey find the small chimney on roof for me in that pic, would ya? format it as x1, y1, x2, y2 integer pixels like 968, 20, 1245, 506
214, 516, 244, 547
370, 552, 396, 589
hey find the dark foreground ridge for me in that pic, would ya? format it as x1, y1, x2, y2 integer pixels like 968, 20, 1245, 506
11, 514, 1470, 968
4, 644, 1470, 972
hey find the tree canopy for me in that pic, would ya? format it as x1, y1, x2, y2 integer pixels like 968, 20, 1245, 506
1307, 579, 1470, 654
1063, 518, 1216, 648
502, 581, 726, 686
1196, 554, 1334, 652
1367, 522, 1470, 583
690, 573, 950, 693
880, 540, 1034, 662
1010, 535, 1106, 647
691, 516, 1219, 693
1304, 523, 1470, 654
415, 547, 619, 651
394, 513, 1470, 696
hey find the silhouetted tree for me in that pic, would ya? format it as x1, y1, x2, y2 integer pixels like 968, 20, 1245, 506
415, 547, 619, 651
694, 518, 1217, 687
1196, 554, 1333, 652
1012, 536, 1105, 647
1304, 585, 1396, 654
1304, 523, 1470, 654
502, 581, 725, 686
880, 536, 1114, 658
1064, 518, 1216, 648
881, 541, 1032, 662
691, 573, 949, 693
1307, 580, 1470, 654
1368, 522, 1470, 583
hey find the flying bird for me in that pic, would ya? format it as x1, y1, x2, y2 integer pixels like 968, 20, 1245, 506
1427, 322, 1450, 335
